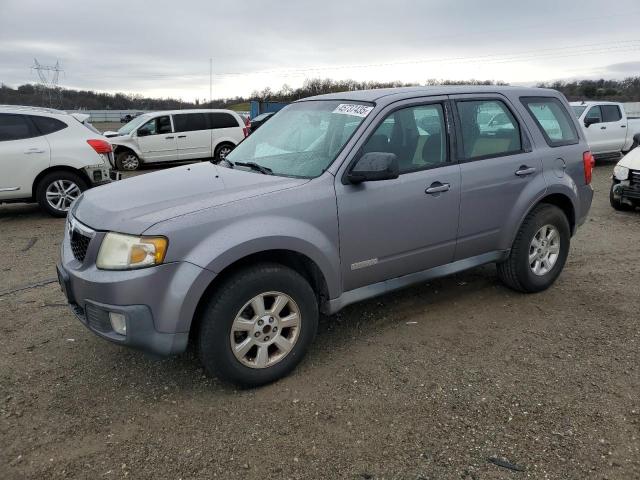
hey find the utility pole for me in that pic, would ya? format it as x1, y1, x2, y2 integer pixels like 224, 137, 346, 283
209, 58, 212, 108
32, 58, 63, 107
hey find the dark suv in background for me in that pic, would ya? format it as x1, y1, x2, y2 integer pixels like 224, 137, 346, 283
58, 86, 593, 386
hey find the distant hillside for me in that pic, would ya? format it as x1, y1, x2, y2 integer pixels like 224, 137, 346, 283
3, 77, 639, 110
537, 77, 640, 102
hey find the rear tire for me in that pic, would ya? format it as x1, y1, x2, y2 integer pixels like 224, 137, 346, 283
36, 171, 88, 217
116, 151, 140, 171
198, 263, 319, 387
497, 204, 570, 293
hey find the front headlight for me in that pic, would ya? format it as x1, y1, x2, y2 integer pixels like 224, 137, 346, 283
97, 232, 168, 270
613, 165, 629, 181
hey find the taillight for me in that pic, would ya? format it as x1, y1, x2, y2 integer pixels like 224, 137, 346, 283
583, 151, 594, 184
87, 139, 113, 154
242, 126, 249, 138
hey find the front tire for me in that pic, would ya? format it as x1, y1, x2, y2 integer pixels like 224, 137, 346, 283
116, 151, 140, 171
214, 143, 235, 162
610, 183, 632, 211
36, 171, 87, 217
198, 263, 319, 387
497, 204, 570, 293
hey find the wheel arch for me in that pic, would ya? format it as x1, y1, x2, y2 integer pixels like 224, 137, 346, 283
31, 166, 91, 200
506, 191, 577, 249
113, 144, 141, 158
213, 139, 237, 155
538, 193, 576, 233
189, 249, 330, 341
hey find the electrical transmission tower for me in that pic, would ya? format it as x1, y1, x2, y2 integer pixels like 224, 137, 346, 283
32, 58, 63, 107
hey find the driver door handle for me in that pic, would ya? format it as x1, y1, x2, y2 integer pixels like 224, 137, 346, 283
177, 135, 187, 138
165, 136, 174, 139
425, 182, 451, 194
515, 166, 536, 177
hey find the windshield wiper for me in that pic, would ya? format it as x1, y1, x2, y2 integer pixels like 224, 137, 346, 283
233, 161, 273, 175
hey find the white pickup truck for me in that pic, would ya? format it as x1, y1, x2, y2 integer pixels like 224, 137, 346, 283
570, 101, 640, 161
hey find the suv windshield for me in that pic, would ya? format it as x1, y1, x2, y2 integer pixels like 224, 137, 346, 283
226, 101, 372, 178
571, 105, 587, 118
118, 114, 153, 135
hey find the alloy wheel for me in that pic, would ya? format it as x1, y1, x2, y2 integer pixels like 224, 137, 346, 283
529, 224, 561, 276
45, 180, 81, 213
229, 291, 301, 369
218, 146, 232, 160
122, 154, 139, 170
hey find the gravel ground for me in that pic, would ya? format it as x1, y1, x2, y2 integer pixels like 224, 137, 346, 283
1, 163, 638, 479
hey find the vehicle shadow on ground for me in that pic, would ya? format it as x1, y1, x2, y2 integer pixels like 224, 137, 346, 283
0, 203, 51, 221
67, 264, 504, 394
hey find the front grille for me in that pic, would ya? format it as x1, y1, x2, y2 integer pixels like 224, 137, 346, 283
85, 303, 112, 333
70, 229, 91, 262
630, 169, 640, 185
67, 216, 95, 263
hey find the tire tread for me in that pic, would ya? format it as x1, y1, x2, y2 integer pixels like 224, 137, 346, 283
497, 203, 566, 293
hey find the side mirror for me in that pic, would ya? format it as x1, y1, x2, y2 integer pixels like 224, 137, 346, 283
584, 117, 599, 128
347, 152, 399, 184
137, 127, 151, 137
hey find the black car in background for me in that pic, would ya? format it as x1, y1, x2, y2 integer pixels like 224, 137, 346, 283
249, 112, 275, 133
120, 112, 143, 123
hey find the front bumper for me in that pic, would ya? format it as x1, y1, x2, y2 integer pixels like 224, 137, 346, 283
611, 180, 640, 204
57, 219, 216, 356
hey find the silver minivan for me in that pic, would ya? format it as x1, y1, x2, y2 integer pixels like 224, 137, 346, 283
57, 86, 594, 386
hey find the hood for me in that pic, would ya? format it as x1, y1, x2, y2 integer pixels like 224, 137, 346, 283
618, 148, 640, 170
73, 162, 308, 234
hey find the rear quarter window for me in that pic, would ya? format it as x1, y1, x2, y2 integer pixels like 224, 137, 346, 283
208, 112, 240, 129
521, 97, 579, 147
30, 115, 67, 135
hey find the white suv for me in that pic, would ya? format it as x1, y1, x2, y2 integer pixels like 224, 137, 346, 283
104, 109, 247, 170
0, 105, 116, 217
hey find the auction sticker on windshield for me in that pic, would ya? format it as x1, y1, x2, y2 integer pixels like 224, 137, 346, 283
333, 104, 374, 117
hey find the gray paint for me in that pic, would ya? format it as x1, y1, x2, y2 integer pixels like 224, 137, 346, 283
61, 85, 593, 356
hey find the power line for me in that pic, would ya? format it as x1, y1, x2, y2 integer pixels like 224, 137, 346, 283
71, 39, 640, 81
32, 58, 63, 107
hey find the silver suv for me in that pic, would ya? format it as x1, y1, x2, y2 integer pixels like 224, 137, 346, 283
57, 86, 594, 386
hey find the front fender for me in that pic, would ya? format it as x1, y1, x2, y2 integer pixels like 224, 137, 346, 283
176, 215, 341, 299
112, 138, 142, 158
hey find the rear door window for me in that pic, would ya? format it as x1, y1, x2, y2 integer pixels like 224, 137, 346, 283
0, 114, 39, 141
455, 100, 522, 159
208, 112, 240, 129
601, 105, 622, 122
173, 113, 208, 132
521, 97, 579, 147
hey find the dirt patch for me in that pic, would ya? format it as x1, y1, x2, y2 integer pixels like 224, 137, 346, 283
1, 163, 638, 479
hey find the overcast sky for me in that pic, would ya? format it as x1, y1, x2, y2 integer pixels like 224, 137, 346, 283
1, 0, 639, 101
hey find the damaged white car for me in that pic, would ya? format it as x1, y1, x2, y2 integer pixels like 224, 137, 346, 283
610, 147, 640, 211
